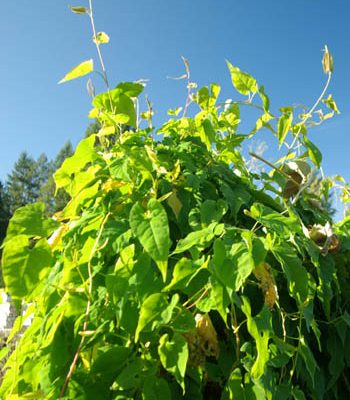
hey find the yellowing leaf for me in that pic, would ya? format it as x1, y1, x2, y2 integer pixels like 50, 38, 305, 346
69, 6, 88, 14
167, 189, 182, 219
253, 262, 278, 309
322, 94, 340, 114
47, 224, 69, 250
322, 45, 333, 74
59, 59, 94, 84
93, 31, 110, 44
195, 314, 219, 358
227, 60, 258, 95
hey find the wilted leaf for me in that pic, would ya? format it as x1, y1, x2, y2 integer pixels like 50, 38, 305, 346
69, 6, 88, 14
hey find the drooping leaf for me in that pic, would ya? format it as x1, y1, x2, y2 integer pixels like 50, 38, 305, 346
158, 333, 188, 391
259, 85, 270, 112
277, 112, 293, 146
317, 256, 335, 319
199, 118, 216, 150
299, 337, 318, 387
58, 59, 93, 84
303, 136, 322, 167
241, 297, 272, 378
129, 199, 171, 281
272, 243, 309, 304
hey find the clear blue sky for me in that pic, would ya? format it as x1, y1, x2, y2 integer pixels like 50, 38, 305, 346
0, 0, 349, 186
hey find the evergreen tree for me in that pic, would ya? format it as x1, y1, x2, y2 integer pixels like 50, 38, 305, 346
84, 120, 101, 137
6, 152, 40, 213
36, 153, 50, 190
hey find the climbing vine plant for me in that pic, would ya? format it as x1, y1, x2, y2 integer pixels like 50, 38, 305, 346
1, 2, 350, 399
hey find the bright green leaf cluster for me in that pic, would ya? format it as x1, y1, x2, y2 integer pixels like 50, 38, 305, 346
1, 18, 349, 400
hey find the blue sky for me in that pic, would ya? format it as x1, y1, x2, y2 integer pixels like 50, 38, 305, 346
0, 0, 349, 187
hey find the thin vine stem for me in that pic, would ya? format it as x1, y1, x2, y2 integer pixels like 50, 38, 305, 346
59, 212, 110, 398
88, 0, 110, 90
182, 56, 193, 118
285, 72, 332, 157
88, 0, 115, 115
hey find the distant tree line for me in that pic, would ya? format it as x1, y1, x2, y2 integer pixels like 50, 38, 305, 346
0, 122, 101, 249
0, 142, 73, 243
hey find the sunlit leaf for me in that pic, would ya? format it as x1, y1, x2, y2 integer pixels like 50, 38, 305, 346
303, 136, 322, 167
277, 112, 293, 146
2, 236, 53, 299
54, 135, 97, 191
130, 199, 170, 281
58, 59, 93, 84
5, 203, 59, 243
227, 60, 258, 95
259, 85, 270, 112
93, 31, 110, 44
322, 94, 340, 114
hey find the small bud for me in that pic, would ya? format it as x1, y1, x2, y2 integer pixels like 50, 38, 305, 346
322, 45, 334, 74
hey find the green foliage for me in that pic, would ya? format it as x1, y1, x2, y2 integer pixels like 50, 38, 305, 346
38, 141, 75, 213
1, 5, 349, 400
59, 59, 94, 84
